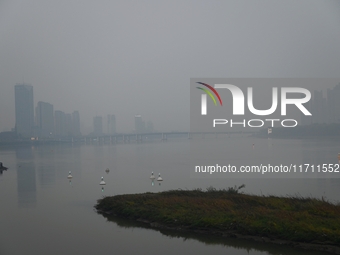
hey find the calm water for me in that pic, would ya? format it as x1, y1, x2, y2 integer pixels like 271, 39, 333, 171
0, 137, 339, 255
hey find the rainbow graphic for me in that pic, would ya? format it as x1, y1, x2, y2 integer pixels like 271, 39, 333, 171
196, 82, 223, 106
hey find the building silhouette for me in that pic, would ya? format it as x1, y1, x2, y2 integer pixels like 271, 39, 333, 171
15, 84, 34, 138
107, 114, 116, 135
326, 84, 340, 123
54, 110, 66, 137
72, 111, 81, 137
300, 83, 340, 125
135, 115, 145, 133
54, 110, 81, 138
35, 101, 54, 138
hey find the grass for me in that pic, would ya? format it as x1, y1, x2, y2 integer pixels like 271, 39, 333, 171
95, 186, 340, 246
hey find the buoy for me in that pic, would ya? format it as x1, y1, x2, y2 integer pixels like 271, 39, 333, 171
67, 171, 72, 179
157, 173, 163, 182
100, 177, 106, 185
150, 171, 155, 180
105, 168, 110, 173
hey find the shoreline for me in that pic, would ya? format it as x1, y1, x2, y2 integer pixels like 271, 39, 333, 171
95, 189, 340, 254
97, 210, 340, 254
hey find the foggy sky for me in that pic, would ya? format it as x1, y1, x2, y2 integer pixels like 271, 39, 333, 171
1, 0, 340, 134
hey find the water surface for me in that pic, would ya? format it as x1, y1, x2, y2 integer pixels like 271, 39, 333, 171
0, 137, 339, 254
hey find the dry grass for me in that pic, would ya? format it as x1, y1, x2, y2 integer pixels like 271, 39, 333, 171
95, 188, 340, 245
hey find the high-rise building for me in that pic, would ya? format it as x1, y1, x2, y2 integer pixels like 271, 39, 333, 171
54, 110, 66, 137
107, 115, 116, 135
327, 84, 340, 123
15, 84, 34, 138
135, 115, 145, 134
312, 90, 327, 124
72, 111, 81, 137
35, 101, 54, 138
93, 116, 103, 136
55, 110, 80, 138
65, 113, 73, 137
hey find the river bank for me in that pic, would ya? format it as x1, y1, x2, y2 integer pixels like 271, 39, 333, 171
95, 188, 340, 254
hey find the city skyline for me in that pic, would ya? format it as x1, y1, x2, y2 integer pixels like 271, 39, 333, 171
14, 83, 34, 138
9, 81, 340, 139
1, 1, 340, 134
301, 83, 340, 125
10, 83, 159, 138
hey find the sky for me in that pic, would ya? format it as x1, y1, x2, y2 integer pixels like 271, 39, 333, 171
0, 0, 340, 134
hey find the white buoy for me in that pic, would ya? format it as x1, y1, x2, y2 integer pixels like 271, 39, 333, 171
67, 171, 73, 179
157, 173, 163, 182
105, 168, 110, 173
150, 171, 155, 180
100, 177, 106, 185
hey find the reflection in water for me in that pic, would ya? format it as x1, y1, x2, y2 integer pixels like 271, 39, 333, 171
157, 173, 163, 186
150, 171, 155, 186
67, 171, 73, 179
15, 146, 36, 208
68, 171, 73, 185
36, 146, 56, 187
101, 214, 321, 255
100, 176, 106, 192
1, 139, 339, 255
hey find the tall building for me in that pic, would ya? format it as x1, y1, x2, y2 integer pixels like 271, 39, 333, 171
65, 113, 73, 137
35, 101, 54, 138
72, 111, 81, 137
55, 110, 80, 138
93, 116, 103, 136
15, 84, 34, 138
54, 110, 66, 137
327, 84, 340, 123
107, 114, 116, 135
312, 90, 327, 124
300, 99, 312, 126
135, 115, 145, 134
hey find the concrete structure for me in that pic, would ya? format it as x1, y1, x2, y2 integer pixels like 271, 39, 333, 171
107, 114, 116, 135
35, 101, 54, 138
54, 110, 66, 137
135, 115, 145, 134
72, 111, 81, 137
15, 84, 34, 138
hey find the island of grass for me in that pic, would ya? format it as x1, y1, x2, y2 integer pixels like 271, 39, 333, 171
95, 186, 340, 254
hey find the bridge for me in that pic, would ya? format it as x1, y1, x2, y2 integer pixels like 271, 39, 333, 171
0, 131, 256, 145
71, 131, 256, 144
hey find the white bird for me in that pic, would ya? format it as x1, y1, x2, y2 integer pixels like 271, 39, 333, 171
67, 171, 73, 179
100, 177, 106, 185
157, 173, 163, 182
105, 168, 110, 173
150, 171, 155, 180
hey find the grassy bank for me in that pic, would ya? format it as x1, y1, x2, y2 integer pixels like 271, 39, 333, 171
95, 187, 340, 249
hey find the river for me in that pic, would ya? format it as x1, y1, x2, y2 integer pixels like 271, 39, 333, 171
0, 136, 339, 254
